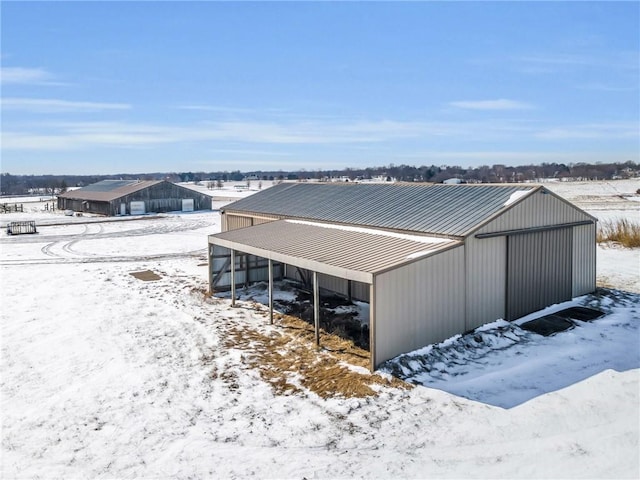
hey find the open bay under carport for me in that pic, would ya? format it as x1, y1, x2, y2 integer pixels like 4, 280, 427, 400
208, 219, 462, 370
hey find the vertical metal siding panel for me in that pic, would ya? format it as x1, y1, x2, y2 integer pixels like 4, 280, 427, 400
374, 247, 465, 364
318, 275, 370, 302
318, 274, 349, 297
556, 228, 573, 301
285, 265, 307, 283
352, 282, 371, 302
225, 215, 253, 231
283, 264, 292, 280
211, 245, 232, 288
572, 223, 596, 296
507, 229, 572, 320
476, 191, 590, 235
465, 236, 506, 330
253, 216, 277, 225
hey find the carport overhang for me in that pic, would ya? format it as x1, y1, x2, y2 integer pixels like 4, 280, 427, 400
210, 235, 373, 284
208, 219, 462, 371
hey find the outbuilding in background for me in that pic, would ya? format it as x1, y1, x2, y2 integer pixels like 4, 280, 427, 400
57, 180, 212, 216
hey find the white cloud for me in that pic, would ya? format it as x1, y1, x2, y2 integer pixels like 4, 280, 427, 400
514, 51, 639, 75
0, 67, 71, 86
2, 98, 131, 113
535, 122, 639, 140
1, 131, 104, 151
1, 67, 52, 85
449, 99, 534, 110
206, 148, 293, 157
577, 82, 639, 92
176, 105, 260, 114
0, 119, 447, 151
3, 117, 637, 154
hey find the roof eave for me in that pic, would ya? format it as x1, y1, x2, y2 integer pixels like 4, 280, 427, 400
372, 241, 464, 277
209, 235, 373, 284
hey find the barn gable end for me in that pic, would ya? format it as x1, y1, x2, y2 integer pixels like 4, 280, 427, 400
464, 187, 596, 328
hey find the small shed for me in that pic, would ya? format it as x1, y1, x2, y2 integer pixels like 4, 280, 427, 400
208, 182, 597, 370
57, 180, 212, 216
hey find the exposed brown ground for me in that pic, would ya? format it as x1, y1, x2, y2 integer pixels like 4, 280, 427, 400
222, 303, 410, 399
130, 270, 162, 281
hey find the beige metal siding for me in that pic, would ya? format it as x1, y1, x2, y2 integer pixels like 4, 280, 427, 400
476, 189, 592, 235
210, 245, 283, 290
464, 235, 506, 330
283, 266, 370, 302
572, 223, 596, 296
225, 214, 253, 231
253, 215, 278, 225
318, 273, 370, 302
223, 213, 280, 232
373, 246, 465, 366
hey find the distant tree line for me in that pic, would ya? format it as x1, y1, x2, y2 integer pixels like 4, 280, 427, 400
1, 161, 638, 196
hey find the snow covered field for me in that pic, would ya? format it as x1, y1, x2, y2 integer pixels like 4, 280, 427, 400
1, 180, 638, 478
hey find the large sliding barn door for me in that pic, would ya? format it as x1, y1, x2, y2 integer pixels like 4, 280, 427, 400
506, 228, 572, 321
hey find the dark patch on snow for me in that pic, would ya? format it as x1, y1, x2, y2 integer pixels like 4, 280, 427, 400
561, 306, 606, 322
520, 306, 605, 336
520, 315, 575, 336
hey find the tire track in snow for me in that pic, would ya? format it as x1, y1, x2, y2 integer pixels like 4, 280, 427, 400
0, 249, 208, 266
62, 223, 104, 256
41, 224, 90, 258
5, 219, 210, 265
0, 218, 213, 245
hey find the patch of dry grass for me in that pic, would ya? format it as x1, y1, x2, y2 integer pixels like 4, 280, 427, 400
597, 219, 640, 248
224, 310, 410, 399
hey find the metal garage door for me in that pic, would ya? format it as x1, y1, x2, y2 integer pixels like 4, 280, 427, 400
130, 201, 145, 215
182, 198, 194, 212
506, 228, 572, 321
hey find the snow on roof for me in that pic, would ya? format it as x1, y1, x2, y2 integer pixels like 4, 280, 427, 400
504, 190, 532, 206
286, 219, 450, 244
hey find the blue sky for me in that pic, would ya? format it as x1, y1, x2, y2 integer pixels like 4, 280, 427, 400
1, 2, 638, 175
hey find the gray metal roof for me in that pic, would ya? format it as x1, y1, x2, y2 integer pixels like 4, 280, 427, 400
58, 180, 163, 202
223, 182, 539, 237
78, 180, 143, 192
210, 220, 462, 283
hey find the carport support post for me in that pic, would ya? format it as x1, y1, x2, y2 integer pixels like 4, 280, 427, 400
268, 259, 274, 324
313, 271, 320, 346
230, 249, 236, 307
369, 282, 376, 372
